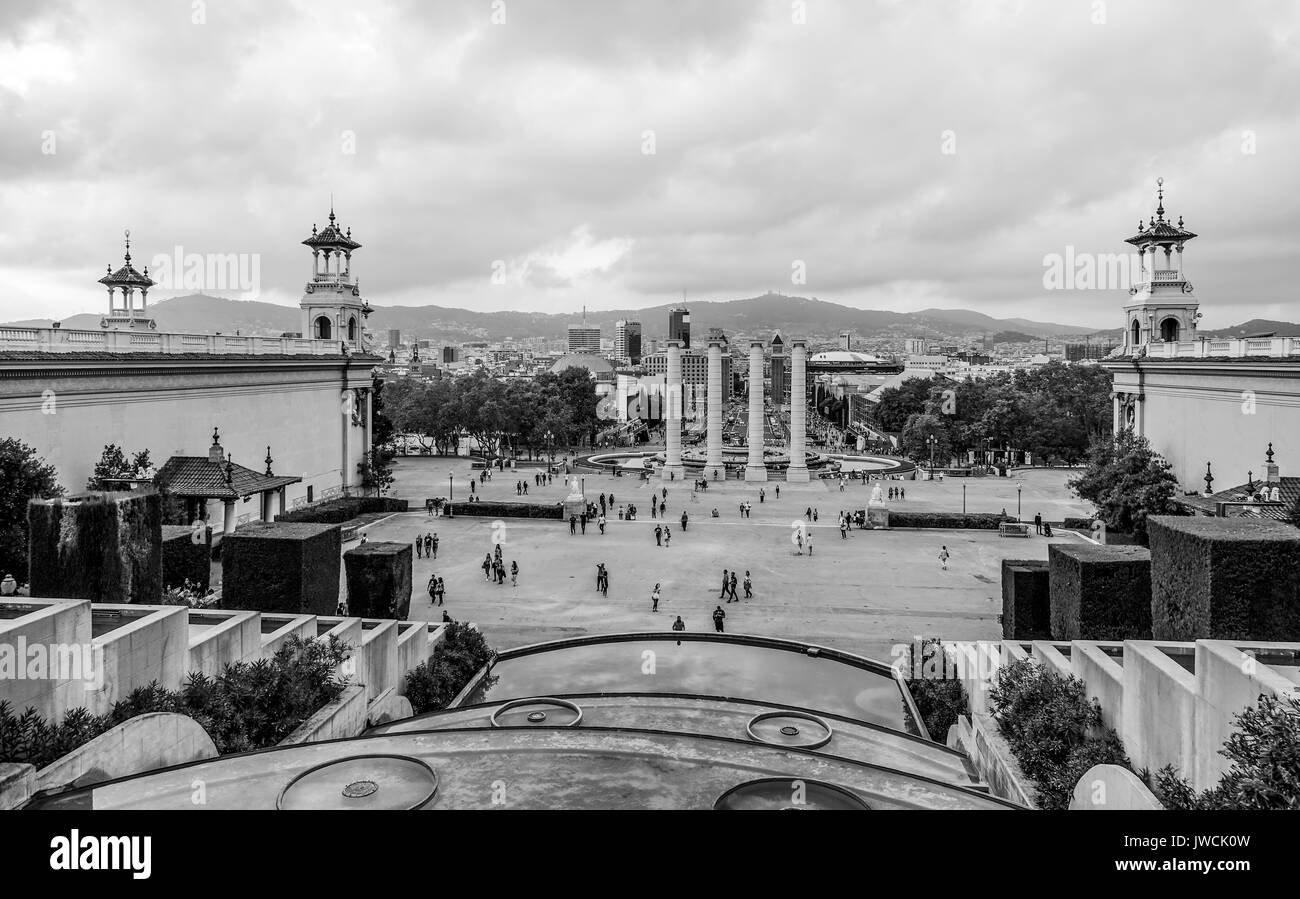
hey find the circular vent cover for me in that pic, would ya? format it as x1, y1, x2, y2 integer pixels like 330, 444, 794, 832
489, 697, 583, 728
746, 711, 833, 750
277, 755, 437, 810
714, 778, 870, 811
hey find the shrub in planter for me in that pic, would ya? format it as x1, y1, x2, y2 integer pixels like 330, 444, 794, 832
275, 496, 408, 525
1151, 693, 1300, 810
403, 622, 495, 713
1048, 543, 1152, 640
445, 501, 562, 520
989, 658, 1133, 810
898, 638, 968, 740
887, 511, 1011, 529
1147, 515, 1300, 641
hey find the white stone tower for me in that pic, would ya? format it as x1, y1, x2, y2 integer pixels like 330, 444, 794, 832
300, 206, 369, 347
1122, 179, 1199, 352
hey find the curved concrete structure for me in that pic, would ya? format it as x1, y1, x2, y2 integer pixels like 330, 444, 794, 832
662, 339, 684, 481
745, 341, 768, 481
705, 339, 725, 481
787, 339, 809, 482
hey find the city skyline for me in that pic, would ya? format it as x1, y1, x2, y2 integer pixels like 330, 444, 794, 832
3, 1, 1298, 327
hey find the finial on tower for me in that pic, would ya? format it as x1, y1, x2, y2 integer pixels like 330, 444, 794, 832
211, 426, 220, 446
124, 229, 132, 264
1266, 442, 1275, 463
265, 445, 274, 476
1156, 177, 1165, 220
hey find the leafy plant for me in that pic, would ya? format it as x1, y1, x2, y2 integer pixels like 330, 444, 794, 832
989, 658, 1132, 809
0, 437, 64, 582
899, 638, 968, 740
161, 578, 217, 608
0, 635, 353, 768
1150, 693, 1300, 810
1068, 428, 1180, 544
403, 622, 494, 714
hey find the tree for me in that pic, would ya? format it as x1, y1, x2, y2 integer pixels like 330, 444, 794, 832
0, 438, 64, 581
357, 448, 395, 496
1068, 429, 1180, 543
86, 444, 132, 490
370, 375, 396, 451
900, 413, 954, 466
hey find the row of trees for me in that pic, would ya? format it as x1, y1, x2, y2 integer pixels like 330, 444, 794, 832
873, 362, 1114, 466
382, 368, 600, 458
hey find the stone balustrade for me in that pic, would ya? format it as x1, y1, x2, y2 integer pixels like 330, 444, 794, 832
1147, 335, 1300, 359
0, 326, 350, 355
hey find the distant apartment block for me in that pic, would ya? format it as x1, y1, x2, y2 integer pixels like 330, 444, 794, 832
567, 323, 602, 354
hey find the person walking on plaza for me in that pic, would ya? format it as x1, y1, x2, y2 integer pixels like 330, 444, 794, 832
939, 545, 950, 570
1034, 512, 1043, 535
775, 484, 779, 499
580, 512, 587, 535
672, 615, 685, 632
662, 486, 668, 501
663, 525, 671, 547
659, 499, 666, 517
651, 501, 656, 519
813, 508, 818, 523
795, 531, 804, 555
511, 560, 518, 587
600, 565, 609, 597
651, 583, 661, 612
743, 570, 752, 599
598, 513, 606, 535
805, 506, 812, 521
430, 533, 437, 559
428, 574, 437, 604
840, 516, 848, 539
680, 510, 688, 532
759, 488, 765, 504
415, 537, 423, 559
435, 576, 445, 606
900, 487, 905, 500
712, 605, 726, 633
570, 514, 577, 535
720, 569, 730, 600
806, 528, 814, 556
729, 571, 738, 602
482, 553, 492, 581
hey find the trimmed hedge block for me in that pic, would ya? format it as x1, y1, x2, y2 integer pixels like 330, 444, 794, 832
275, 496, 408, 525
161, 524, 211, 592
446, 501, 562, 520
1048, 543, 1152, 640
887, 511, 1012, 529
344, 541, 412, 619
1148, 515, 1300, 641
28, 491, 162, 604
1001, 559, 1051, 640
222, 522, 340, 615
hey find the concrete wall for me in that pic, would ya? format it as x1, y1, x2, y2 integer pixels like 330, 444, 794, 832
89, 604, 189, 715
259, 614, 316, 658
1071, 642, 1125, 733
0, 599, 91, 721
1121, 642, 1198, 784
278, 684, 368, 745
187, 610, 260, 679
1069, 764, 1163, 810
0, 355, 373, 511
35, 712, 218, 793
360, 619, 400, 703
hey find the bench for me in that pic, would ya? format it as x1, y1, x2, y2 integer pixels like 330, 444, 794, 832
998, 522, 1030, 538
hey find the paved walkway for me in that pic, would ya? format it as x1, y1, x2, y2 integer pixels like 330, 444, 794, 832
341, 456, 1092, 661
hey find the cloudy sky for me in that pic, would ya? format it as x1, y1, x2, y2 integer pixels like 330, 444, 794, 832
2, 0, 1297, 328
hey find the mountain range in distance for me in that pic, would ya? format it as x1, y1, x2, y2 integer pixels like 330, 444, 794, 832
6, 292, 1296, 345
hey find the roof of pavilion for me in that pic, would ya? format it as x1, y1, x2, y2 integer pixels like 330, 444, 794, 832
155, 455, 302, 499
1123, 182, 1196, 246
302, 209, 361, 250
1176, 477, 1299, 521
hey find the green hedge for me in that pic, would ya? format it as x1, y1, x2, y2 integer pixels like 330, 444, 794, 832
1148, 515, 1300, 641
275, 496, 407, 525
888, 511, 1012, 529
1001, 559, 1051, 640
28, 491, 162, 605
222, 522, 341, 615
161, 524, 211, 592
446, 501, 562, 520
1061, 517, 1095, 530
1048, 544, 1152, 640
403, 622, 495, 713
898, 638, 968, 741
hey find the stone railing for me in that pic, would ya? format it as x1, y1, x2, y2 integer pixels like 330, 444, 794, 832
0, 326, 354, 356
1147, 335, 1300, 359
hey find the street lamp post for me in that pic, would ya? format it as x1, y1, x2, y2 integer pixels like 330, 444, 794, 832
449, 473, 454, 503
926, 434, 938, 479
963, 483, 967, 514
1016, 484, 1022, 522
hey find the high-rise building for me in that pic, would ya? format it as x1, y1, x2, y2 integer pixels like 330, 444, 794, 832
668, 307, 691, 349
567, 323, 602, 354
770, 333, 787, 404
442, 346, 459, 363
1066, 342, 1118, 362
615, 320, 642, 363
387, 329, 401, 348
904, 338, 927, 355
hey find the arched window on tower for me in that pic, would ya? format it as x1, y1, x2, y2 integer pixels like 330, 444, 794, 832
1159, 317, 1179, 342
314, 316, 332, 339
348, 316, 358, 342
1130, 319, 1141, 347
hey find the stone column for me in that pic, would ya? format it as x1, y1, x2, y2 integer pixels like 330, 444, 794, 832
787, 339, 809, 482
662, 339, 685, 481
261, 490, 275, 523
745, 341, 768, 481
223, 499, 238, 536
705, 339, 725, 480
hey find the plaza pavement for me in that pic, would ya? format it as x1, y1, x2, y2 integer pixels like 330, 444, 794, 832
341, 455, 1095, 662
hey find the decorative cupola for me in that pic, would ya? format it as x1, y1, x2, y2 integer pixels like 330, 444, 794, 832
99, 230, 157, 331
300, 204, 367, 347
1121, 179, 1201, 352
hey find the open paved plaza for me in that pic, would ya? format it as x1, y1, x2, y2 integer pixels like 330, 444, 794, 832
346, 456, 1094, 660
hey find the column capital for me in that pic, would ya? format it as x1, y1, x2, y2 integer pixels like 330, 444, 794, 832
706, 338, 724, 349
791, 338, 807, 348
666, 339, 683, 349
750, 340, 765, 349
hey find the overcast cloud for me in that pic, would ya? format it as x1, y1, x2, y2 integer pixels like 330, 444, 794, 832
1, 0, 1297, 328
